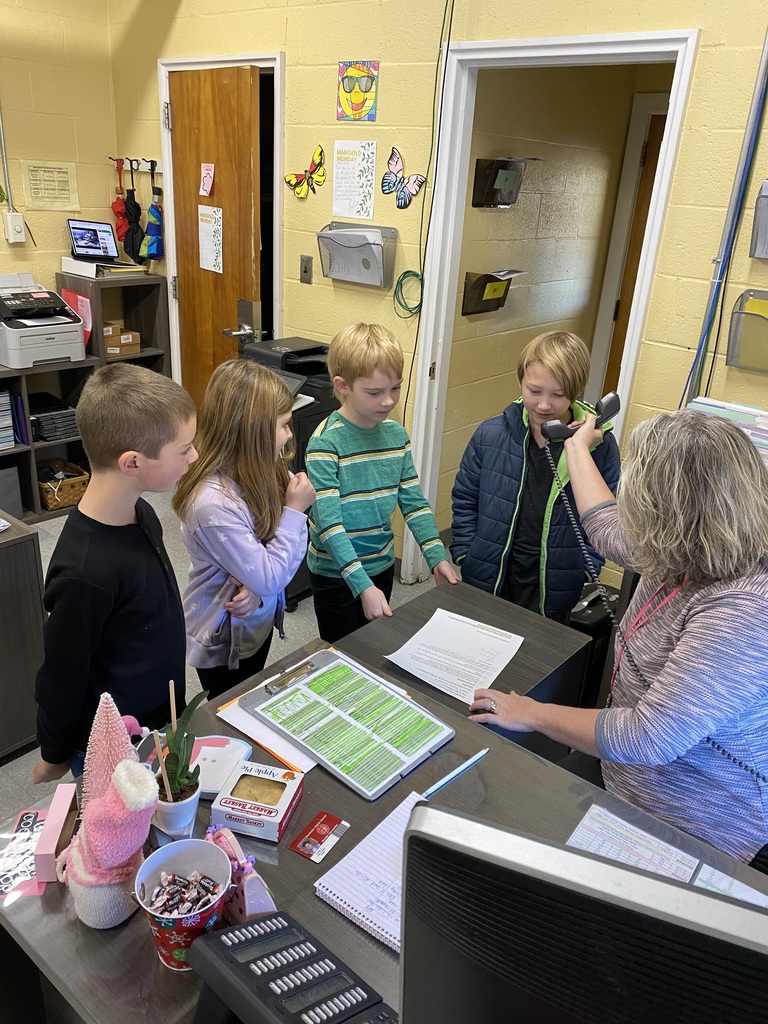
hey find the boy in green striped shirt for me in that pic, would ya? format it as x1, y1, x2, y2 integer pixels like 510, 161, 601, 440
307, 323, 457, 642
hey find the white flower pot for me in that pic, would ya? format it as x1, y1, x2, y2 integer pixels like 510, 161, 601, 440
152, 784, 201, 838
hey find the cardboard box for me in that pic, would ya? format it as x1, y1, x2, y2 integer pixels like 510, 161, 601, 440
34, 783, 79, 882
211, 761, 304, 843
104, 322, 141, 358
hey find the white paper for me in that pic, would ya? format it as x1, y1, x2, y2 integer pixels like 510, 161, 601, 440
21, 160, 80, 210
567, 804, 698, 883
693, 864, 768, 908
333, 140, 376, 219
216, 701, 316, 774
18, 316, 72, 326
386, 608, 524, 704
198, 205, 223, 273
488, 268, 526, 280
320, 227, 384, 285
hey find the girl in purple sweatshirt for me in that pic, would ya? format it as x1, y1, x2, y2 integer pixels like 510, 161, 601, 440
173, 360, 315, 700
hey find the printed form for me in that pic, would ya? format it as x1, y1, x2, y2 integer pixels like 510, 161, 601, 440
386, 608, 524, 704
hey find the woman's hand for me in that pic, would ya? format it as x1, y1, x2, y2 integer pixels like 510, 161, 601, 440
469, 688, 537, 732
225, 578, 262, 618
564, 412, 603, 452
285, 472, 316, 511
471, 688, 602, 755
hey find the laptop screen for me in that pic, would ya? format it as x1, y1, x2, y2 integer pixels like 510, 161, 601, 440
67, 219, 120, 260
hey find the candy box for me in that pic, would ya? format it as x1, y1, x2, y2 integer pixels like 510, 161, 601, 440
34, 783, 78, 882
210, 761, 304, 842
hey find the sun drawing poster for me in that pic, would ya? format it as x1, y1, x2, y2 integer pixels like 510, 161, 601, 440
337, 60, 379, 122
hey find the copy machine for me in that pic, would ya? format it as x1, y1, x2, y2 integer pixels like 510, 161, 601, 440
0, 273, 85, 369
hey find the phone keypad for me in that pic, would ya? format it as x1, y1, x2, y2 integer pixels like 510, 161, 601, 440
300, 987, 370, 1023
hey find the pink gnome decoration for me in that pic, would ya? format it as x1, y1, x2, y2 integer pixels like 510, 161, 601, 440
57, 694, 158, 929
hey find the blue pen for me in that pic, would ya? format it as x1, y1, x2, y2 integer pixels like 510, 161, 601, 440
422, 747, 490, 800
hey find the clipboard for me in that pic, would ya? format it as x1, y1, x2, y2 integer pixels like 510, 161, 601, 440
239, 650, 454, 800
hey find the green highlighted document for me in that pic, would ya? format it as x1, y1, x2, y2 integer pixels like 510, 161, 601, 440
240, 651, 454, 799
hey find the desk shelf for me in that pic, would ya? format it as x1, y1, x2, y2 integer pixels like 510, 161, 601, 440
0, 275, 172, 523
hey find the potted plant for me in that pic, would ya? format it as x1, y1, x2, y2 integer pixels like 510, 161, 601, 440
152, 687, 209, 837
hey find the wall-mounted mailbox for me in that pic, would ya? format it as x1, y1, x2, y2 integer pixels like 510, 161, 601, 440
316, 222, 397, 289
461, 269, 525, 316
727, 289, 768, 372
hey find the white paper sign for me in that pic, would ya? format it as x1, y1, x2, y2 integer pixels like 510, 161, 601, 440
21, 160, 80, 210
333, 140, 376, 220
198, 205, 223, 273
386, 608, 524, 704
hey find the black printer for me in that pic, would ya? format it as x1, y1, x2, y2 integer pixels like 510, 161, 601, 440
241, 335, 329, 376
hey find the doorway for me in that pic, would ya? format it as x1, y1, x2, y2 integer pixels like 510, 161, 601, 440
587, 94, 670, 400
158, 53, 285, 394
400, 30, 699, 583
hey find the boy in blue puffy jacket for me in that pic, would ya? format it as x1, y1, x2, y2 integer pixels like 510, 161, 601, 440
450, 331, 620, 623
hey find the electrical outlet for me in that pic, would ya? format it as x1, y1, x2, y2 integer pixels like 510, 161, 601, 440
300, 254, 313, 284
3, 212, 26, 244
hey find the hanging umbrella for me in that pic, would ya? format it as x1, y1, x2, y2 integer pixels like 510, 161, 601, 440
139, 160, 163, 261
109, 157, 129, 242
122, 158, 145, 264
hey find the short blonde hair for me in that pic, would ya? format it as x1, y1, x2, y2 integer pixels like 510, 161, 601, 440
76, 363, 196, 471
327, 323, 405, 388
516, 332, 591, 401
619, 410, 768, 585
173, 360, 294, 543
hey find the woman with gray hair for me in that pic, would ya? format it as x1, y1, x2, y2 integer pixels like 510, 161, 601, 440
471, 410, 768, 868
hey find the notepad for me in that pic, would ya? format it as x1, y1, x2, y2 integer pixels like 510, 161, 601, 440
314, 790, 422, 952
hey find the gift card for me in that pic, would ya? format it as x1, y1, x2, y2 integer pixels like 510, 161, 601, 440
290, 811, 349, 863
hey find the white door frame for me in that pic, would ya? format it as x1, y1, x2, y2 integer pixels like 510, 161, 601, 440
401, 30, 698, 583
157, 53, 285, 383
586, 92, 671, 403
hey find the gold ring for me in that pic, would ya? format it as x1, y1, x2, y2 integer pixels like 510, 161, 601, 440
489, 699, 497, 714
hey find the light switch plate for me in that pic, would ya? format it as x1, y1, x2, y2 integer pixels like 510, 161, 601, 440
300, 254, 313, 284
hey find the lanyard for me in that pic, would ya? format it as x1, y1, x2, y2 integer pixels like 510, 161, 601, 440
608, 582, 683, 699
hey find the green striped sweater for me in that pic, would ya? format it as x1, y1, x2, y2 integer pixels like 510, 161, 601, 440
306, 411, 447, 596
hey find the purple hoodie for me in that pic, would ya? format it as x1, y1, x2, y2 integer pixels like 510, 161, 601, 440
180, 475, 308, 669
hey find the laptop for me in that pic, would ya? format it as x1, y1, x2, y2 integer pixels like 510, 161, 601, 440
67, 218, 123, 263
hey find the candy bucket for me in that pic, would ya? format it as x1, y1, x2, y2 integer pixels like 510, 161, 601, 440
134, 838, 231, 971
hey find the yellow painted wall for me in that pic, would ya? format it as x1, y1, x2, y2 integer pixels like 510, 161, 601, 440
0, 0, 115, 286
434, 63, 660, 530
2, 0, 768, 532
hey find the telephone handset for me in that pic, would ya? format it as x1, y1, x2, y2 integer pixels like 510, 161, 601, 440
541, 391, 621, 443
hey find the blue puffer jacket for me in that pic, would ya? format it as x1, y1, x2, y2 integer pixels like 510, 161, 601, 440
450, 398, 621, 616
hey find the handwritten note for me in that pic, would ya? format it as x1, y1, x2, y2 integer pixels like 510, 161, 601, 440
314, 790, 422, 951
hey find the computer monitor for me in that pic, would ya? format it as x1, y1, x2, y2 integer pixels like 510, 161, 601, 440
401, 804, 768, 1023
67, 218, 120, 261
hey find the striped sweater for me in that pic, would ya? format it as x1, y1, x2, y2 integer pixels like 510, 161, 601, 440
585, 501, 768, 862
306, 411, 447, 597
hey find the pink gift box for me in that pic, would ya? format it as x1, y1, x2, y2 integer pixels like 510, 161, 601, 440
34, 783, 79, 882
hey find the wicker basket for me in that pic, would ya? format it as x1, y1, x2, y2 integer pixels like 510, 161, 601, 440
38, 459, 89, 511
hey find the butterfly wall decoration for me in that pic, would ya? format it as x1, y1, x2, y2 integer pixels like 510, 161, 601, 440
285, 145, 326, 199
381, 147, 426, 210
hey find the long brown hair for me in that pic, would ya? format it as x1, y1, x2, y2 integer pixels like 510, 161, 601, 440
173, 360, 294, 542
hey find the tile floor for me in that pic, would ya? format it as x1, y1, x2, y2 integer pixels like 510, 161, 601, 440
0, 491, 436, 821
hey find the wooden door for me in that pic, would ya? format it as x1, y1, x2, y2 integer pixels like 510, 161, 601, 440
169, 67, 260, 407
603, 113, 666, 395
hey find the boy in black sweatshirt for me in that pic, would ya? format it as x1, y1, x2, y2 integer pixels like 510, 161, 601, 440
32, 363, 197, 783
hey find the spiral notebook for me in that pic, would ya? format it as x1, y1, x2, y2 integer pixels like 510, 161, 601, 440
314, 790, 422, 952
